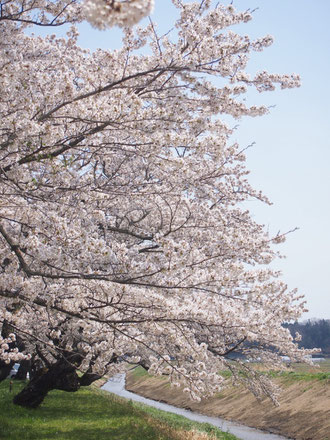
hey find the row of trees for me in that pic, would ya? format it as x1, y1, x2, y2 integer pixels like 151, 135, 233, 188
0, 0, 313, 408
284, 320, 330, 356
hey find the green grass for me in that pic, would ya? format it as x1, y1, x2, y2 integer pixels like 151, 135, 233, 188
137, 403, 236, 440
218, 359, 330, 382
265, 359, 330, 381
131, 359, 330, 382
0, 379, 237, 440
129, 365, 149, 379
267, 370, 330, 381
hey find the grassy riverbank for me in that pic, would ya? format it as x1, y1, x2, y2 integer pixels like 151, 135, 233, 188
0, 379, 237, 440
127, 361, 330, 440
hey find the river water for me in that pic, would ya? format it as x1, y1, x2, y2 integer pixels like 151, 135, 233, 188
101, 374, 290, 440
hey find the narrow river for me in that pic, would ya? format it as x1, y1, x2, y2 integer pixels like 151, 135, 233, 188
101, 374, 290, 440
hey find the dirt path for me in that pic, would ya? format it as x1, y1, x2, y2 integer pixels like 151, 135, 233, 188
126, 371, 330, 440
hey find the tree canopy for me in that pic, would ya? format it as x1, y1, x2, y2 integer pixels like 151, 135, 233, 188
0, 0, 313, 405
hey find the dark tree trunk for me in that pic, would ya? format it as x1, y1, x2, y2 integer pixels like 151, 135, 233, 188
0, 360, 15, 382
79, 371, 102, 387
0, 321, 16, 383
13, 369, 55, 408
29, 359, 44, 381
13, 359, 80, 408
14, 360, 31, 381
56, 369, 80, 392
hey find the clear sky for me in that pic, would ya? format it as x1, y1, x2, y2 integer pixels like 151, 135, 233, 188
36, 1, 330, 319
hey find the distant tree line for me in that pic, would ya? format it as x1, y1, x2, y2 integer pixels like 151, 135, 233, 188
283, 319, 330, 357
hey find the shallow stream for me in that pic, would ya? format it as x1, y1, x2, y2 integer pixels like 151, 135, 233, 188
102, 374, 290, 440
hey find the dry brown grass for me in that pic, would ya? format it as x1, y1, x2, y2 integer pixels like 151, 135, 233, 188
174, 430, 219, 440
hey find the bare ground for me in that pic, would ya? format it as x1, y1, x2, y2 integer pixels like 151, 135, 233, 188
126, 370, 330, 440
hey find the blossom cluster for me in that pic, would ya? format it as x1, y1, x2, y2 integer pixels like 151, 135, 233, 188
83, 0, 154, 29
0, 334, 31, 364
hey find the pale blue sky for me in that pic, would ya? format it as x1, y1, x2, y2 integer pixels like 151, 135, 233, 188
35, 1, 330, 319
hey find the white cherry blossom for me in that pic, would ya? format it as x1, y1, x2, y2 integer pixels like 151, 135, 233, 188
0, 0, 314, 402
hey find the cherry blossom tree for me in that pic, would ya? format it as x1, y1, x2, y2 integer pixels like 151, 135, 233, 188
0, 0, 313, 407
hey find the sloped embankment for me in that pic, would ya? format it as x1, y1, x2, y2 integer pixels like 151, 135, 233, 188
126, 369, 330, 440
